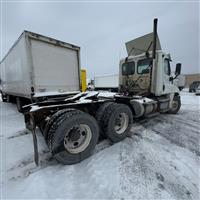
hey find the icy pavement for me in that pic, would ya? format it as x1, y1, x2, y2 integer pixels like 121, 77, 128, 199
1, 91, 200, 199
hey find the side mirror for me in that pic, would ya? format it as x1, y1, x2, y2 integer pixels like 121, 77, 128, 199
175, 63, 181, 75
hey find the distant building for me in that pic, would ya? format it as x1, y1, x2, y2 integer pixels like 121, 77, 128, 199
184, 74, 200, 87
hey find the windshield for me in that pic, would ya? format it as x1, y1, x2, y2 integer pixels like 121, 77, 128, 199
122, 61, 135, 75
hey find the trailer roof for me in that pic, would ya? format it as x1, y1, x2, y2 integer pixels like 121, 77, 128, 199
0, 30, 80, 64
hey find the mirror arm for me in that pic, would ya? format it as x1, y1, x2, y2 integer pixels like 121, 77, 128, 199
173, 74, 179, 80
169, 74, 179, 82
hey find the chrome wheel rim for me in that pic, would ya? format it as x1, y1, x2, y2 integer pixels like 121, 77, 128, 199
114, 113, 129, 134
64, 124, 92, 154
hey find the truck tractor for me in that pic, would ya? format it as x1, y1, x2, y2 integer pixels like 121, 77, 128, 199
24, 18, 182, 165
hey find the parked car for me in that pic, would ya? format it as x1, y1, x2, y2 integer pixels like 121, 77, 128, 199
189, 81, 200, 93
195, 86, 200, 95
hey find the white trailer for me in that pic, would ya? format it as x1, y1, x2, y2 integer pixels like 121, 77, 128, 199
0, 31, 81, 111
94, 74, 119, 92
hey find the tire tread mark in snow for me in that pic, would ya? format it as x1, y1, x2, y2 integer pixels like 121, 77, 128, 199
7, 150, 51, 172
138, 114, 200, 157
118, 135, 154, 199
7, 150, 57, 181
8, 129, 29, 139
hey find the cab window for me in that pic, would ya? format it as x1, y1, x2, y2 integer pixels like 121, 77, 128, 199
122, 61, 135, 75
164, 59, 171, 75
137, 58, 152, 74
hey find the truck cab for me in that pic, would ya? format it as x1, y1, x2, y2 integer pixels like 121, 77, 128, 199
119, 30, 180, 99
119, 50, 180, 97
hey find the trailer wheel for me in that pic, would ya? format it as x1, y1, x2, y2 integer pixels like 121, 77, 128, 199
102, 103, 133, 143
48, 109, 99, 165
95, 102, 114, 138
168, 96, 181, 114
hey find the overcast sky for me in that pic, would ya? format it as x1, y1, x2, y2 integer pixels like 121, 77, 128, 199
1, 1, 199, 78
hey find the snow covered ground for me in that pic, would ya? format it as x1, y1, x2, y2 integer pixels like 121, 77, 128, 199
1, 90, 200, 199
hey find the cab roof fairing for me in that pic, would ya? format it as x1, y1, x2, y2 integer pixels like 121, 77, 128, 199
125, 32, 162, 57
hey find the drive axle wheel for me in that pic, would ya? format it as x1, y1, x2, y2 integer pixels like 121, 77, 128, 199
63, 124, 92, 154
114, 113, 129, 134
47, 109, 99, 165
96, 102, 113, 138
44, 108, 75, 141
102, 103, 133, 143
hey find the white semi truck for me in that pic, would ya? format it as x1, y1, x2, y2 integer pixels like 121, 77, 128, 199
0, 31, 81, 111
23, 19, 182, 166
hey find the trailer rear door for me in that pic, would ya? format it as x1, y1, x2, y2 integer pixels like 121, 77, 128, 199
30, 38, 80, 97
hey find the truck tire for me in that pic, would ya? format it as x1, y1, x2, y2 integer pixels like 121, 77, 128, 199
47, 109, 99, 165
95, 102, 114, 138
43, 108, 75, 140
101, 103, 133, 143
168, 96, 181, 114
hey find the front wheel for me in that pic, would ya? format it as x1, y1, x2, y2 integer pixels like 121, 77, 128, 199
47, 109, 99, 165
168, 96, 181, 114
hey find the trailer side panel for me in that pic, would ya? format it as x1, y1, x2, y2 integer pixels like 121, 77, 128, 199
0, 34, 32, 98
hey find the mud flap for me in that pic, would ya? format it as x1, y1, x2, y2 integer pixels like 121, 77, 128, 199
32, 127, 39, 166
30, 114, 39, 166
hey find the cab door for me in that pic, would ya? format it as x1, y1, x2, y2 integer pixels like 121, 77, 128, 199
163, 57, 173, 94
